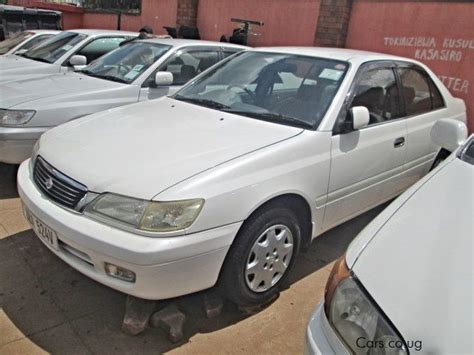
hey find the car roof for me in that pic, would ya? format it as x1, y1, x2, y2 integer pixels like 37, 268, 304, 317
29, 30, 61, 35
252, 46, 417, 64
140, 38, 248, 49
68, 29, 138, 37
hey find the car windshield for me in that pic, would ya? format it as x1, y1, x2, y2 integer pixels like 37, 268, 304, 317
174, 51, 349, 129
21, 32, 87, 64
0, 31, 34, 55
80, 42, 172, 84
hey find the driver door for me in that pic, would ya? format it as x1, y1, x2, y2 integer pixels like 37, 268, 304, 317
322, 61, 408, 230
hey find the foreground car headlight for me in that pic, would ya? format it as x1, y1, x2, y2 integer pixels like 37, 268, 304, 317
325, 256, 408, 355
0, 109, 35, 125
85, 193, 204, 233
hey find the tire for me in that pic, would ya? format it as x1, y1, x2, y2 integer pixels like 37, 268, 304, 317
220, 201, 301, 307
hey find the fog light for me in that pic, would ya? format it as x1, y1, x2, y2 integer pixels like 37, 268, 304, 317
104, 263, 136, 282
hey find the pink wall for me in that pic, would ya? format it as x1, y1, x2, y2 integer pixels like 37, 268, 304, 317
197, 0, 320, 46
82, 0, 177, 35
346, 0, 474, 131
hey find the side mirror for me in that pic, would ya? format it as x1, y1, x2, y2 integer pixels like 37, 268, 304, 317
69, 55, 87, 69
350, 106, 370, 130
431, 118, 468, 152
154, 71, 173, 87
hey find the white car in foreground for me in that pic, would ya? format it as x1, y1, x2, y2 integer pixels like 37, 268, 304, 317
0, 30, 59, 56
0, 39, 244, 164
18, 48, 466, 306
0, 29, 136, 83
305, 120, 471, 355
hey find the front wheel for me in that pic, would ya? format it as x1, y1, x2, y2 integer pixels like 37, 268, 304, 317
220, 203, 301, 307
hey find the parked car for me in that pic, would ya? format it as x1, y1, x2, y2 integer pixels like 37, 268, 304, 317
0, 4, 61, 40
17, 48, 466, 306
0, 39, 245, 164
0, 29, 59, 56
0, 29, 136, 83
304, 119, 471, 355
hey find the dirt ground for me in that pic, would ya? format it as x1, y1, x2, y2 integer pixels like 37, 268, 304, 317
0, 162, 385, 354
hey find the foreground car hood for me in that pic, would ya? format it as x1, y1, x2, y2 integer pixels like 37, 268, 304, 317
350, 157, 473, 353
0, 73, 124, 108
40, 97, 303, 199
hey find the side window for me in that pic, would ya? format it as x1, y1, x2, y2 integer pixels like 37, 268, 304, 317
398, 68, 444, 116
351, 68, 402, 125
76, 37, 126, 64
160, 49, 220, 86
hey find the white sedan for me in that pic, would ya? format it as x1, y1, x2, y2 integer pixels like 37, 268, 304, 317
18, 48, 467, 306
0, 39, 245, 164
0, 30, 59, 56
305, 120, 472, 354
0, 29, 136, 83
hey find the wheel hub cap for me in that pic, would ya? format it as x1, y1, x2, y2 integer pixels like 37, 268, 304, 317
245, 224, 294, 293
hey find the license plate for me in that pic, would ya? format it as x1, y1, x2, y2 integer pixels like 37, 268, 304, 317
23, 205, 58, 250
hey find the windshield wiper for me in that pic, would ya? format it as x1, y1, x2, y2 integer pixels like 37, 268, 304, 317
222, 110, 314, 129
80, 71, 128, 84
174, 96, 230, 110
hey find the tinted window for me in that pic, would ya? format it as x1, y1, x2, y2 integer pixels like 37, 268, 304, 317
76, 37, 128, 64
159, 49, 220, 85
222, 49, 241, 59
399, 68, 444, 116
351, 68, 402, 124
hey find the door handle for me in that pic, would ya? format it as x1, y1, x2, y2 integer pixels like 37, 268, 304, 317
394, 137, 405, 148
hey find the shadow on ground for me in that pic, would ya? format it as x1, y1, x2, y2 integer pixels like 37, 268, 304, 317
0, 202, 386, 354
0, 163, 19, 199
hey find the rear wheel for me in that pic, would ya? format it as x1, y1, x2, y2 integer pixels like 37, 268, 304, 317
220, 202, 301, 307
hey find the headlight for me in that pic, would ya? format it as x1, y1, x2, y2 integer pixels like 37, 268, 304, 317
325, 256, 408, 355
0, 109, 35, 125
85, 193, 204, 234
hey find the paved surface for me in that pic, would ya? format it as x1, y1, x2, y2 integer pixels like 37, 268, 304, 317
0, 162, 385, 355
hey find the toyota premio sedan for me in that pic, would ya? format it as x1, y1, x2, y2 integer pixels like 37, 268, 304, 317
0, 29, 136, 83
0, 39, 244, 164
18, 48, 466, 306
305, 120, 472, 355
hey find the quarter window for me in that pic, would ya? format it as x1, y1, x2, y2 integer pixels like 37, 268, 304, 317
398, 68, 444, 116
350, 68, 402, 125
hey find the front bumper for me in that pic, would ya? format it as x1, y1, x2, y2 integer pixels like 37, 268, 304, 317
17, 160, 242, 300
304, 302, 349, 355
0, 126, 47, 164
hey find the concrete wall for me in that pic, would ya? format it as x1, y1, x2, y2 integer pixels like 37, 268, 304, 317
346, 0, 474, 131
196, 0, 321, 46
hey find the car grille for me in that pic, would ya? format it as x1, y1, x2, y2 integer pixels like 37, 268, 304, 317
33, 156, 88, 209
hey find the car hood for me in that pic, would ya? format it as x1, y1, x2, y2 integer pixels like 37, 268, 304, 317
348, 156, 473, 353
0, 73, 124, 109
40, 97, 303, 200
0, 54, 53, 72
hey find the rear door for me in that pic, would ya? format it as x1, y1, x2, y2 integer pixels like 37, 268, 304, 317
395, 63, 449, 187
323, 61, 408, 229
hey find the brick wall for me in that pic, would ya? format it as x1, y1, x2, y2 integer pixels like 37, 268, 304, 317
176, 0, 198, 28
314, 0, 352, 47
